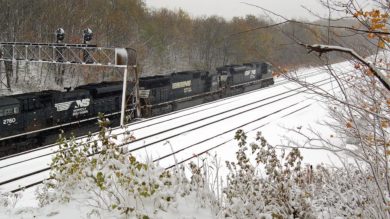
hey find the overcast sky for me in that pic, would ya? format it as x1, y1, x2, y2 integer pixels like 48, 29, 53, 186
144, 0, 335, 21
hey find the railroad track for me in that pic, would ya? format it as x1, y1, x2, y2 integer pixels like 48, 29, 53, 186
0, 63, 354, 193
0, 65, 334, 162
0, 68, 336, 168
1, 100, 313, 193
163, 102, 314, 169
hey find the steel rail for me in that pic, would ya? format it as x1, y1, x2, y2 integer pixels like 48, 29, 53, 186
0, 76, 340, 192
6, 98, 311, 193
0, 67, 326, 164
0, 71, 342, 171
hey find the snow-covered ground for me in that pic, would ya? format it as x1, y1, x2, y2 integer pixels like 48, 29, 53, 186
0, 61, 355, 218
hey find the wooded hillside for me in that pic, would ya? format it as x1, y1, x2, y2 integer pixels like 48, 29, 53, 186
0, 0, 375, 75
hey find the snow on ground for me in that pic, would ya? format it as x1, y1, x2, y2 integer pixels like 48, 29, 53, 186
0, 66, 332, 190
0, 193, 215, 219
0, 60, 355, 218
129, 63, 352, 169
206, 100, 338, 167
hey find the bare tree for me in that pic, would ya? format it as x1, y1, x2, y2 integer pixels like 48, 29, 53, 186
244, 0, 390, 217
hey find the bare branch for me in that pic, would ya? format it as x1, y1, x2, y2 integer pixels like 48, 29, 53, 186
299, 43, 390, 91
242, 2, 390, 35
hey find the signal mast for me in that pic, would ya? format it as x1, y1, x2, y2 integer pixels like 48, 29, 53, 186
0, 28, 139, 126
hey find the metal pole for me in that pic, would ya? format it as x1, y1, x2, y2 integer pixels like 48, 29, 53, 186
134, 65, 141, 118
120, 66, 128, 126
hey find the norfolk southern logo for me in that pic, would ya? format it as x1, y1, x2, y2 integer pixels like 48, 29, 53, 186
244, 70, 256, 79
139, 89, 151, 98
172, 80, 191, 89
55, 98, 90, 116
54, 101, 74, 112
75, 99, 90, 108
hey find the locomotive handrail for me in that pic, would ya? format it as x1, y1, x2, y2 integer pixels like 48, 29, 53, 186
0, 107, 136, 142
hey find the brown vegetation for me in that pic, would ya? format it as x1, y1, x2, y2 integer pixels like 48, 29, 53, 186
0, 0, 374, 75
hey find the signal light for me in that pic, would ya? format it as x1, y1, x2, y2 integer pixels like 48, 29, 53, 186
55, 28, 65, 43
82, 28, 93, 44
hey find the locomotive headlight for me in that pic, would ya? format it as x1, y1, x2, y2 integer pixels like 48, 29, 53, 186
268, 66, 273, 74
55, 28, 65, 43
83, 28, 93, 44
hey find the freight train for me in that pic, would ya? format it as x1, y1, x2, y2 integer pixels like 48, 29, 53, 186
0, 62, 273, 157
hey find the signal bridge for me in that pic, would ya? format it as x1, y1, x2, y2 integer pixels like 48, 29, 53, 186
0, 42, 139, 126
0, 42, 136, 67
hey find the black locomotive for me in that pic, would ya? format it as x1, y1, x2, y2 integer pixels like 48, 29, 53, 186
0, 61, 273, 157
139, 62, 273, 116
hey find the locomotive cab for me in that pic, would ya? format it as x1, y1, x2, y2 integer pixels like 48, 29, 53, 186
216, 66, 230, 88
262, 62, 273, 75
209, 74, 220, 92
11, 92, 59, 132
0, 97, 23, 137
261, 62, 274, 86
244, 62, 263, 80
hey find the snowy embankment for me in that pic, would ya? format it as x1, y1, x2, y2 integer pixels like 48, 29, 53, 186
0, 61, 356, 218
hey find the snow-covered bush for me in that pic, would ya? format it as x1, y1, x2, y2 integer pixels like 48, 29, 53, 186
33, 117, 389, 218
311, 164, 386, 218
0, 191, 21, 209
36, 118, 217, 218
220, 130, 316, 219
282, 59, 390, 217
188, 155, 223, 211
217, 130, 388, 218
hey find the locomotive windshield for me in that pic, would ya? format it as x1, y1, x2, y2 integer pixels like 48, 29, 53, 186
0, 97, 20, 117
0, 106, 20, 117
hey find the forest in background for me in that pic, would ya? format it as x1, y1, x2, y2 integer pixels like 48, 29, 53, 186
0, 0, 376, 76
1, 1, 390, 217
